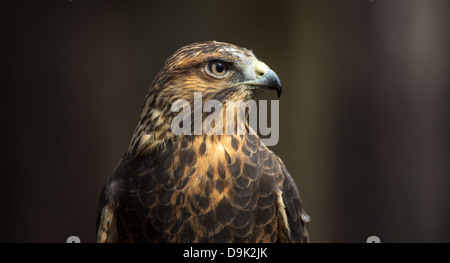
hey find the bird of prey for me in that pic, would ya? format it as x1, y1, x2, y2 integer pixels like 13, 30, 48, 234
96, 41, 310, 243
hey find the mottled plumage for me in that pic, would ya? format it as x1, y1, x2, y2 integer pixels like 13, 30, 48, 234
96, 41, 310, 243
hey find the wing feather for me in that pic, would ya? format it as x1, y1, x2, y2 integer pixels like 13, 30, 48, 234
276, 159, 310, 242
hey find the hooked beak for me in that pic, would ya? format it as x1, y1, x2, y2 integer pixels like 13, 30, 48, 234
236, 60, 282, 98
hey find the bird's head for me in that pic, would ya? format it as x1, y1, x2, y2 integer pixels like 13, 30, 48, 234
146, 41, 281, 111
128, 41, 282, 156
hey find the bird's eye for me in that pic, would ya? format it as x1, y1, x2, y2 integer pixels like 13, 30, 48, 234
206, 61, 229, 78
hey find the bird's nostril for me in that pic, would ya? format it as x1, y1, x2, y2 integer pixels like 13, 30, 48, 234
254, 61, 269, 78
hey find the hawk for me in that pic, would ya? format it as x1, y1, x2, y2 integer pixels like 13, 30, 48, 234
96, 41, 310, 243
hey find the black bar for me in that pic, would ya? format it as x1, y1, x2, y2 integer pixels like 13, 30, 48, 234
0, 243, 447, 262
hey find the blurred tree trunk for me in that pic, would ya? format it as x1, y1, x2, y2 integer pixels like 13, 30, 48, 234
333, 0, 450, 242
369, 0, 449, 242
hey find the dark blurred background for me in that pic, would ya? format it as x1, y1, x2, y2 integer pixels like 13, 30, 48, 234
1, 0, 449, 242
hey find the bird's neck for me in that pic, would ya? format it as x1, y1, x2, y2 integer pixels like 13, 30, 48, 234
126, 94, 254, 158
